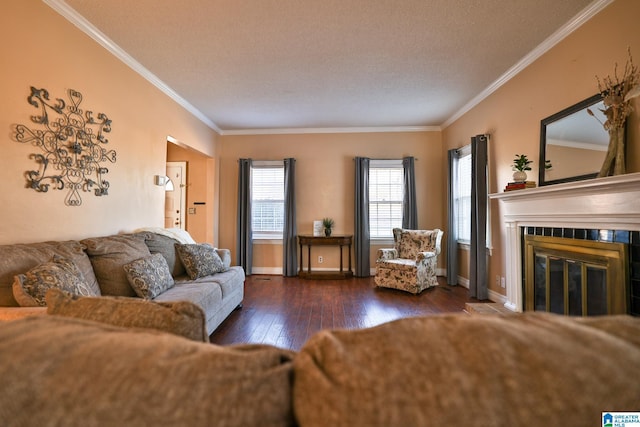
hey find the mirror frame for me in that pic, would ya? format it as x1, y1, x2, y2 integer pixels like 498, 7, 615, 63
538, 93, 605, 186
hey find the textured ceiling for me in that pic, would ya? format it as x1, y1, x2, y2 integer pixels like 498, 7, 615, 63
58, 0, 598, 133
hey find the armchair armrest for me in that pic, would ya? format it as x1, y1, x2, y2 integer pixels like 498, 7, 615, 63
376, 248, 398, 261
416, 251, 437, 263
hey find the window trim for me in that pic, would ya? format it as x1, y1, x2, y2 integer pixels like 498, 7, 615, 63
369, 159, 404, 241
251, 160, 285, 241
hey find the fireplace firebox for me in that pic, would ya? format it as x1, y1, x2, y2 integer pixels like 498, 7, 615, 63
524, 233, 628, 315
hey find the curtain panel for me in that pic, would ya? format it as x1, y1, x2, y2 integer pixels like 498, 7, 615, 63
354, 157, 370, 277
469, 135, 488, 300
282, 158, 298, 277
236, 158, 253, 275
446, 149, 459, 286
402, 156, 418, 229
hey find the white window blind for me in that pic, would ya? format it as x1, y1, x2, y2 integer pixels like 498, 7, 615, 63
369, 159, 404, 239
454, 146, 472, 243
251, 161, 284, 239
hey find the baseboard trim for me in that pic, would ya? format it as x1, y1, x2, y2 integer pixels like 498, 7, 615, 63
251, 267, 283, 275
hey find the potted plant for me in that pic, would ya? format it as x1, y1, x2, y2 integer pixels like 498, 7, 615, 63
322, 217, 334, 237
512, 154, 532, 182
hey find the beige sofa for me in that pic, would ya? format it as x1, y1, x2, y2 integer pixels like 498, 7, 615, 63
0, 229, 244, 335
0, 312, 638, 426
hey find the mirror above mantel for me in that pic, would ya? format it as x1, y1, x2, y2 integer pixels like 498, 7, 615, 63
539, 93, 611, 186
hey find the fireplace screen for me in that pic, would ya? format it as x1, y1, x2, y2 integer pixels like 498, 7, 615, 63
525, 235, 628, 315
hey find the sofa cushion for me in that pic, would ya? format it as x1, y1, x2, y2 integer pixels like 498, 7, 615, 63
140, 232, 187, 277
45, 287, 207, 342
123, 253, 175, 299
81, 234, 151, 297
175, 243, 227, 280
293, 312, 640, 427
0, 315, 295, 427
12, 256, 97, 307
0, 240, 99, 307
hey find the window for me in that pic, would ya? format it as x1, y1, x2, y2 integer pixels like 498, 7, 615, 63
369, 159, 404, 239
251, 161, 284, 240
453, 145, 472, 244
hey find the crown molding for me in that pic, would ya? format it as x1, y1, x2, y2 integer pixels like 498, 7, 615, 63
43, 0, 222, 134
220, 125, 441, 136
441, 0, 614, 129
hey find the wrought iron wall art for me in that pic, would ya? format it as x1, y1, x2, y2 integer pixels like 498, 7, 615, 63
14, 86, 116, 206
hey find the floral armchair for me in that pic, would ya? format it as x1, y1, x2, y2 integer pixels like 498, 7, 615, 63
374, 228, 444, 294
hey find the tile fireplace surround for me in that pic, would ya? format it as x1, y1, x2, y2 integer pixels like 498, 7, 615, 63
490, 172, 640, 312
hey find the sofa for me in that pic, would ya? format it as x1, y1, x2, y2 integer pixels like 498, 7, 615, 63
0, 228, 244, 336
0, 311, 638, 426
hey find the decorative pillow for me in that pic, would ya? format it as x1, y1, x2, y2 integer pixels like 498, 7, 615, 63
123, 253, 175, 299
45, 288, 208, 342
175, 243, 226, 280
12, 256, 95, 307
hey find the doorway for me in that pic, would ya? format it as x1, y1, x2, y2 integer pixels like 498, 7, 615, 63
165, 161, 187, 229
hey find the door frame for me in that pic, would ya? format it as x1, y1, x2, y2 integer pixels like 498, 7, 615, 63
166, 161, 187, 230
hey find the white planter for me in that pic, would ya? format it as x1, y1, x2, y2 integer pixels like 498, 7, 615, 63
513, 171, 527, 182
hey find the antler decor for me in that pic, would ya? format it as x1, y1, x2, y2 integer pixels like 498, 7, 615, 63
14, 87, 116, 206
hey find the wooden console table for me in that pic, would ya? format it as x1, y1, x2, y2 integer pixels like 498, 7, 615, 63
298, 235, 353, 279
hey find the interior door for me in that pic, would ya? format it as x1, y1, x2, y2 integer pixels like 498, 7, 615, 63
165, 162, 187, 229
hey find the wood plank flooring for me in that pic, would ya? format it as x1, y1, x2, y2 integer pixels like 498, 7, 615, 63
210, 275, 477, 351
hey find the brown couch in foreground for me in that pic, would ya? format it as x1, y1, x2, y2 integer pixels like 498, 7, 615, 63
1, 312, 639, 426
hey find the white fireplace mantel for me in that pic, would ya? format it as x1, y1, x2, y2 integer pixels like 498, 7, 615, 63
490, 172, 640, 312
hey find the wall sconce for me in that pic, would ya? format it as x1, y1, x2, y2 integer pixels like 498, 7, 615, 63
154, 175, 174, 191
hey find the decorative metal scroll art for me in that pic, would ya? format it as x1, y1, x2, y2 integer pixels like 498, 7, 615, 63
15, 87, 116, 206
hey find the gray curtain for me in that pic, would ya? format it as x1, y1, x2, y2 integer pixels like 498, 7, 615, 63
446, 149, 458, 286
354, 157, 370, 277
282, 158, 298, 276
236, 158, 253, 275
402, 156, 417, 229
469, 135, 488, 300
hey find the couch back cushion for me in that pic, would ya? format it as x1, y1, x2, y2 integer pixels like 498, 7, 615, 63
0, 241, 99, 307
81, 234, 151, 297
293, 313, 640, 427
395, 229, 439, 259
0, 315, 295, 427
140, 232, 187, 277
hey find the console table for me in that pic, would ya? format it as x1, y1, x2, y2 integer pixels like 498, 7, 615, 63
298, 235, 353, 279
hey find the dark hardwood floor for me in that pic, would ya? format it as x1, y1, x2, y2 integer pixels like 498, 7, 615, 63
210, 275, 477, 351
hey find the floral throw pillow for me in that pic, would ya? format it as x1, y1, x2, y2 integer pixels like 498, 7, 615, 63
12, 255, 95, 307
175, 243, 225, 280
123, 253, 175, 299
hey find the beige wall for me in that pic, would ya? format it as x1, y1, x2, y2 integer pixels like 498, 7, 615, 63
218, 132, 444, 272
442, 0, 640, 296
0, 0, 218, 244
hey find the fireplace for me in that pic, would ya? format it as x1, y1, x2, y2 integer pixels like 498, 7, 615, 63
490, 172, 640, 315
523, 232, 629, 315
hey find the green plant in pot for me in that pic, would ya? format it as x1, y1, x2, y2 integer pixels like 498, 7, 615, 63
322, 217, 334, 237
512, 154, 532, 182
